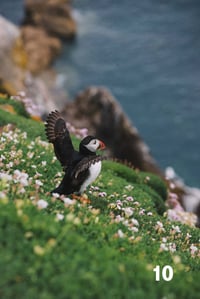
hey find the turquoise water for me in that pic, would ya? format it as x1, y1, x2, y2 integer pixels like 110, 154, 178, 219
1, 0, 200, 186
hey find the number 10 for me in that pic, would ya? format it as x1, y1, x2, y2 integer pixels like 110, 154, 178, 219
153, 265, 173, 281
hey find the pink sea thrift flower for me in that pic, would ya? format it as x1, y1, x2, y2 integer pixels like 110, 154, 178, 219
123, 207, 134, 217
52, 193, 60, 199
13, 170, 29, 186
56, 213, 64, 221
0, 172, 12, 181
98, 192, 107, 197
115, 215, 124, 223
169, 243, 176, 253
62, 197, 76, 205
155, 221, 165, 233
139, 209, 145, 215
167, 192, 184, 211
171, 225, 181, 234
160, 243, 168, 251
37, 199, 48, 209
117, 229, 125, 238
190, 244, 198, 257
131, 218, 139, 226
35, 180, 43, 187
126, 196, 134, 202
116, 200, 123, 210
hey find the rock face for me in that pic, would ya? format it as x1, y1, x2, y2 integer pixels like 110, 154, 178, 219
13, 26, 61, 74
17, 0, 77, 74
0, 16, 20, 95
0, 16, 58, 115
0, 1, 77, 112
62, 87, 163, 176
23, 0, 77, 40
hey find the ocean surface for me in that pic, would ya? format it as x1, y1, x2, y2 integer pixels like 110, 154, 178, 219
1, 0, 200, 187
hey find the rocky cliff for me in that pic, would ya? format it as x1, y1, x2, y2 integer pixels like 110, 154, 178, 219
0, 0, 77, 114
62, 86, 163, 176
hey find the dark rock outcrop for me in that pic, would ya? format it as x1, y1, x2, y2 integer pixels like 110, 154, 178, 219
23, 0, 77, 40
18, 0, 77, 74
62, 86, 163, 176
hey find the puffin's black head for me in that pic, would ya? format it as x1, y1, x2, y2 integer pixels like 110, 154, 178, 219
79, 135, 105, 155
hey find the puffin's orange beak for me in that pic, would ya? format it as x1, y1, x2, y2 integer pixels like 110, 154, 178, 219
98, 140, 106, 150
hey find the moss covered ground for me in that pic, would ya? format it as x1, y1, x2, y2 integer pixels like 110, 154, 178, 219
0, 96, 199, 299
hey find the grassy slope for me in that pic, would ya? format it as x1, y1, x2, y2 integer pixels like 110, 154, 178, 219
0, 97, 199, 299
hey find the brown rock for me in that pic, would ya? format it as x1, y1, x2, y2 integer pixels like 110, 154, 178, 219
18, 0, 77, 74
0, 16, 59, 115
62, 86, 163, 176
23, 0, 77, 40
14, 26, 61, 74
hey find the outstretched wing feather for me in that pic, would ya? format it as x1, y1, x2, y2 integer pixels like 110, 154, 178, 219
45, 110, 75, 168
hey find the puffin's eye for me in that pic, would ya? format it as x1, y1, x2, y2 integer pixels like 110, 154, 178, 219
93, 140, 97, 144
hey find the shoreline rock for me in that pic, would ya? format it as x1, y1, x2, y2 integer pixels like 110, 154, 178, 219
22, 0, 77, 40
16, 0, 77, 74
62, 86, 163, 176
0, 16, 59, 115
0, 0, 77, 109
13, 26, 62, 74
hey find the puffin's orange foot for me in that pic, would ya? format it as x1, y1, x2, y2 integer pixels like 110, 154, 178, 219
72, 194, 91, 204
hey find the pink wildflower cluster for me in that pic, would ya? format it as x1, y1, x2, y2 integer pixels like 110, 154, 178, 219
0, 170, 29, 194
0, 126, 55, 206
165, 191, 198, 227
11, 91, 42, 117
167, 192, 184, 211
108, 192, 146, 238
165, 209, 197, 227
154, 220, 200, 258
159, 238, 177, 253
66, 122, 88, 139
190, 244, 200, 258
52, 193, 76, 207
155, 221, 166, 233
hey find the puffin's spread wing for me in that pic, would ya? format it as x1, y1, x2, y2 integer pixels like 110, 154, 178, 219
45, 110, 75, 168
72, 155, 107, 179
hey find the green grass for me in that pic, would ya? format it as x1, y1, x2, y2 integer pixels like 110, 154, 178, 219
0, 96, 199, 299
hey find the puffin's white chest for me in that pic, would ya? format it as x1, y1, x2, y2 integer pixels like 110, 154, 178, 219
79, 161, 102, 193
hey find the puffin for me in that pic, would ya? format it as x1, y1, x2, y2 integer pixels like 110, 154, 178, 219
45, 110, 106, 196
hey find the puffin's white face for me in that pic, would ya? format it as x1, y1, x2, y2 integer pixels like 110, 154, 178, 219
85, 138, 101, 152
